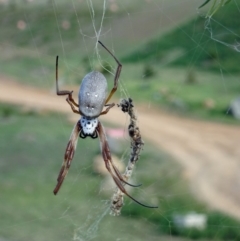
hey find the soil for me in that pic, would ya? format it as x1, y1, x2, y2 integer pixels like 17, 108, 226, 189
1, 76, 240, 219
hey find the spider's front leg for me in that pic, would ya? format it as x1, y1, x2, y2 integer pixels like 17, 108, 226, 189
100, 103, 115, 116
98, 41, 122, 104
66, 96, 80, 114
56, 56, 79, 110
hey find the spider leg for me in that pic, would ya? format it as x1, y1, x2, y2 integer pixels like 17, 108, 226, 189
53, 121, 82, 195
98, 41, 122, 104
97, 121, 141, 187
110, 171, 157, 208
56, 56, 79, 108
97, 121, 157, 208
100, 103, 115, 116
66, 96, 80, 114
110, 161, 142, 188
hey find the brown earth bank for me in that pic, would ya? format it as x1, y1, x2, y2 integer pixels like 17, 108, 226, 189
1, 76, 240, 219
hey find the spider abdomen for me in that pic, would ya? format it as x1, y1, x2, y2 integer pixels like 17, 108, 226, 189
78, 71, 108, 118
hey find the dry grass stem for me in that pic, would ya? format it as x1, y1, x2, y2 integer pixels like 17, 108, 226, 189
110, 98, 144, 215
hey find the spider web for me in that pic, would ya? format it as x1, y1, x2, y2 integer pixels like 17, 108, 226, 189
1, 0, 240, 241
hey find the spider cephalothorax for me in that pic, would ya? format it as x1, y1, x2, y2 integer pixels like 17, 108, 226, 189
53, 41, 157, 209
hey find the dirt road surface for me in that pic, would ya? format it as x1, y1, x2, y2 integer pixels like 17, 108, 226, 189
1, 76, 240, 219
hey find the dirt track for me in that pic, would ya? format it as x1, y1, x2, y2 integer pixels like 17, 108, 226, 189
1, 76, 240, 219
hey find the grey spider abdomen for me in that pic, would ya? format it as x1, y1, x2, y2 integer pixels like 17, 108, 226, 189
78, 71, 108, 117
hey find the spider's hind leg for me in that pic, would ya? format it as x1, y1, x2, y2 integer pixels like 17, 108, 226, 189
110, 163, 142, 188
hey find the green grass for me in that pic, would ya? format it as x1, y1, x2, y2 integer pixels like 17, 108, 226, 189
118, 64, 240, 124
0, 1, 147, 87
1, 103, 240, 241
123, 2, 240, 73
0, 2, 106, 87
1, 2, 240, 240
0, 2, 239, 123
0, 103, 183, 241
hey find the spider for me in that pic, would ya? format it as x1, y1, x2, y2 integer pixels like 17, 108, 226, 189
53, 41, 157, 209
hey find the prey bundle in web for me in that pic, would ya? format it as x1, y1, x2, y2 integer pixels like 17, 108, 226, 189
110, 98, 144, 216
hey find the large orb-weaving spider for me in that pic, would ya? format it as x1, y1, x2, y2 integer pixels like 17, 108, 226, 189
53, 41, 157, 209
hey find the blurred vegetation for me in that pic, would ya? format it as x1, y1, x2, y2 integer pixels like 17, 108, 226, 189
0, 103, 182, 240
198, 0, 233, 18
1, 103, 240, 240
123, 2, 240, 73
0, 1, 132, 88
0, 1, 239, 123
142, 64, 156, 79
0, 1, 240, 241
119, 64, 239, 124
